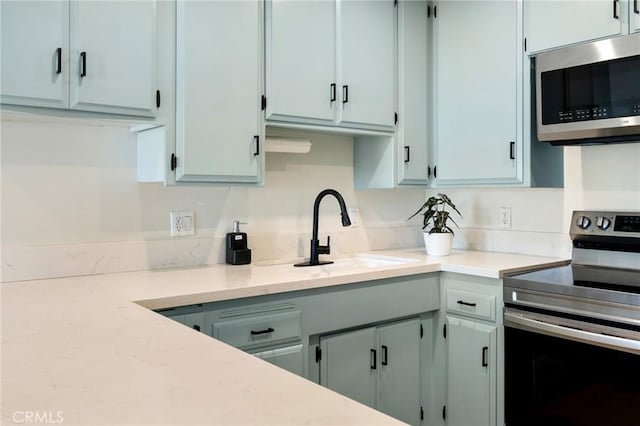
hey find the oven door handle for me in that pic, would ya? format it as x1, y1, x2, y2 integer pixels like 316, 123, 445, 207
504, 311, 640, 355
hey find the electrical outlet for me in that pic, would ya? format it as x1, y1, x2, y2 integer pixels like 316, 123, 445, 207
348, 207, 361, 228
500, 207, 512, 228
170, 210, 195, 237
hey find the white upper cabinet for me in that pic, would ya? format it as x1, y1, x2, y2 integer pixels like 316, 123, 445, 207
433, 0, 520, 185
397, 0, 430, 185
1, 0, 157, 117
69, 0, 156, 116
632, 0, 640, 32
339, 0, 396, 129
175, 0, 263, 184
1, 0, 69, 109
265, 0, 336, 125
265, 0, 397, 131
525, 0, 631, 53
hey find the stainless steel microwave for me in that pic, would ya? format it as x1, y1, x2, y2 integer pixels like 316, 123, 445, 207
536, 32, 640, 145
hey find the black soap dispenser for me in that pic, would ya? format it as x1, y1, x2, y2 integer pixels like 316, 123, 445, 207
226, 220, 252, 265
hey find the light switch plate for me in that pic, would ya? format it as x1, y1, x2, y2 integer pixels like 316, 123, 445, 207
170, 210, 195, 237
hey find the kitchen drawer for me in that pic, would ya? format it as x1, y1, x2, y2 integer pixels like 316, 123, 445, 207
212, 310, 302, 350
446, 289, 496, 322
250, 344, 304, 376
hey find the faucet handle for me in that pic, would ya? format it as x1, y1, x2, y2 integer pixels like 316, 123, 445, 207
317, 235, 331, 255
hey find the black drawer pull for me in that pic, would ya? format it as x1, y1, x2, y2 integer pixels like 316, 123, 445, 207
482, 346, 488, 367
80, 51, 87, 77
404, 146, 410, 163
370, 348, 377, 369
635, 0, 639, 14
613, 0, 619, 19
381, 345, 388, 366
330, 83, 336, 102
342, 85, 349, 104
56, 47, 62, 74
253, 135, 260, 156
457, 300, 477, 307
250, 327, 274, 336
509, 141, 515, 159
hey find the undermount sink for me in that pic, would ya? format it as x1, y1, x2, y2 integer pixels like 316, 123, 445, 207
329, 254, 419, 269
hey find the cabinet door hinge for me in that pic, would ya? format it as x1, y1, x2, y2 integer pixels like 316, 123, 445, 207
261, 95, 267, 111
170, 153, 177, 172
315, 346, 322, 363
156, 90, 161, 108
421, 406, 424, 421
442, 405, 446, 420
443, 323, 447, 339
420, 324, 424, 338
394, 112, 398, 125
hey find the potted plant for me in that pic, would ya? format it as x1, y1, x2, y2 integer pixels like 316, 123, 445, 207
409, 193, 462, 256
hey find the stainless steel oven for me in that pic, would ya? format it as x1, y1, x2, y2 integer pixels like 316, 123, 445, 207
503, 210, 640, 425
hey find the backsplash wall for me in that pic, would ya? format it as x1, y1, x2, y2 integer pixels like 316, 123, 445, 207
3, 112, 639, 282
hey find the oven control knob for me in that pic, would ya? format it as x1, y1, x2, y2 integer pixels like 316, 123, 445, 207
576, 216, 591, 229
596, 217, 611, 230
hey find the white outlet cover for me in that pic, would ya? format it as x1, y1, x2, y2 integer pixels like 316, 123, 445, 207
170, 210, 195, 237
499, 207, 512, 229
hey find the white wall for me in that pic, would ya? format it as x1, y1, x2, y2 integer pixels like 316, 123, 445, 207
3, 112, 640, 282
0, 113, 425, 282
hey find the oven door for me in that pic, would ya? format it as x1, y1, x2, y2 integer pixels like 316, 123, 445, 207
504, 308, 640, 426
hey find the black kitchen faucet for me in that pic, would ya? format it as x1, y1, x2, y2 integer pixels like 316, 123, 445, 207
294, 189, 351, 267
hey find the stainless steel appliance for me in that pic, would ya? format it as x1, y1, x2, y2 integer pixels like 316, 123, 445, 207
503, 210, 640, 425
536, 33, 640, 145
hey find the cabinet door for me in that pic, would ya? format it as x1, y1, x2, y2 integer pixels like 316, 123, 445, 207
320, 327, 377, 408
265, 0, 336, 125
176, 1, 263, 184
251, 344, 304, 376
397, 0, 429, 185
446, 316, 497, 426
0, 0, 69, 109
378, 319, 421, 425
339, 0, 396, 130
434, 0, 519, 185
525, 0, 624, 54
69, 0, 156, 116
632, 0, 640, 33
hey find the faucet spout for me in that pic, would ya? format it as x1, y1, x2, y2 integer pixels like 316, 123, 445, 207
295, 189, 352, 267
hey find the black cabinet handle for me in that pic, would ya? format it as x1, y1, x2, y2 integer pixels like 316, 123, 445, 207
509, 141, 515, 159
613, 0, 619, 19
428, 166, 431, 178
434, 165, 437, 178
250, 327, 274, 336
253, 135, 260, 156
635, 0, 639, 14
193, 325, 201, 332
404, 146, 410, 163
55, 48, 62, 74
80, 51, 87, 77
342, 85, 349, 104
381, 345, 388, 366
457, 300, 477, 307
370, 349, 377, 369
330, 83, 336, 102
482, 346, 489, 367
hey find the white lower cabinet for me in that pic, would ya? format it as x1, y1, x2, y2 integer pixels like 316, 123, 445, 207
446, 316, 497, 426
439, 272, 504, 426
250, 344, 304, 376
632, 0, 640, 33
319, 318, 421, 425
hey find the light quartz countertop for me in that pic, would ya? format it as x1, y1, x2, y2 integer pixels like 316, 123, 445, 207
1, 249, 568, 425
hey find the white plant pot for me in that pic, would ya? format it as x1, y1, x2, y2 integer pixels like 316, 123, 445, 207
424, 232, 453, 256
